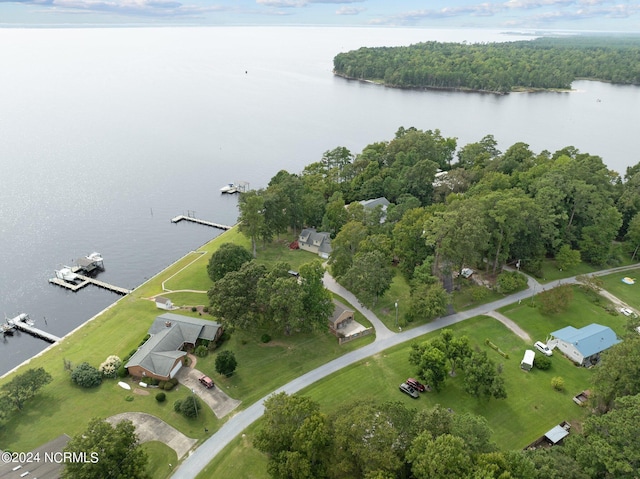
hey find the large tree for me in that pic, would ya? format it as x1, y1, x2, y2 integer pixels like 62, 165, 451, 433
462, 350, 507, 401
298, 261, 334, 330
62, 418, 148, 479
238, 190, 266, 258
1, 367, 52, 411
206, 242, 253, 282
341, 250, 394, 307
592, 335, 640, 410
409, 342, 449, 392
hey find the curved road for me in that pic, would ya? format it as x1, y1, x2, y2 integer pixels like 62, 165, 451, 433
171, 263, 639, 478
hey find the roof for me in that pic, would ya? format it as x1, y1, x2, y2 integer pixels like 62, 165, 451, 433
155, 296, 172, 305
359, 197, 390, 209
521, 349, 535, 365
551, 324, 621, 358
545, 425, 570, 444
329, 299, 354, 325
125, 313, 222, 377
299, 228, 332, 253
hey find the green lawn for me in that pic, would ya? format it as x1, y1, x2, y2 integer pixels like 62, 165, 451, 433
142, 441, 178, 479
538, 256, 637, 284
203, 314, 593, 477
598, 267, 640, 309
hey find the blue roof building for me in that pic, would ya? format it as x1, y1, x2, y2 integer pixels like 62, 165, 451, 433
550, 323, 621, 366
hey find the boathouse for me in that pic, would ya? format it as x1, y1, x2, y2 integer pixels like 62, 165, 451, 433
125, 313, 223, 381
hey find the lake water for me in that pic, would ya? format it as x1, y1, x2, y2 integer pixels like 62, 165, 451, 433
0, 26, 638, 376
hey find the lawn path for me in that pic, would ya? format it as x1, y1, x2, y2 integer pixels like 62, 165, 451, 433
485, 311, 531, 342
170, 262, 640, 479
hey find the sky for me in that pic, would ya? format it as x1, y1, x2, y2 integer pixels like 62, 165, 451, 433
0, 0, 639, 30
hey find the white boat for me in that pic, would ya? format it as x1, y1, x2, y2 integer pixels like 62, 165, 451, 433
220, 183, 238, 194
85, 252, 104, 268
55, 266, 78, 282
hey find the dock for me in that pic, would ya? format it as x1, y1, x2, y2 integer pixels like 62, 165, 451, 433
48, 275, 132, 295
171, 215, 232, 230
9, 314, 60, 343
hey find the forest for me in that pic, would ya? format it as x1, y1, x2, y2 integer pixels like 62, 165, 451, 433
333, 36, 640, 93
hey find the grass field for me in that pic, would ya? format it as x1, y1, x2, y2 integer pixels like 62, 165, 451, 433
598, 267, 640, 310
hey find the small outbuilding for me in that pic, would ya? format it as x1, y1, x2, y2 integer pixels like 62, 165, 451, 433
155, 296, 174, 310
521, 349, 535, 371
328, 299, 355, 335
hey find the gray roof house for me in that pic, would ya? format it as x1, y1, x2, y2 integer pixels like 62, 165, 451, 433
125, 313, 223, 380
298, 228, 332, 259
549, 323, 621, 366
359, 197, 390, 223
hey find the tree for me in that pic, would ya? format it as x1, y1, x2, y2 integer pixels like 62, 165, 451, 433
215, 350, 237, 377
238, 190, 266, 258
555, 244, 581, 271
430, 329, 472, 377
625, 212, 640, 260
207, 243, 253, 282
462, 350, 507, 400
407, 433, 472, 479
62, 418, 148, 479
261, 276, 305, 335
71, 362, 102, 388
99, 355, 122, 379
174, 396, 202, 418
409, 342, 448, 392
341, 251, 393, 307
208, 261, 267, 330
299, 261, 334, 330
328, 220, 368, 278
526, 447, 589, 479
393, 207, 434, 279
321, 192, 349, 237
538, 284, 574, 315
565, 393, 640, 479
592, 335, 640, 410
406, 283, 449, 323
0, 367, 52, 411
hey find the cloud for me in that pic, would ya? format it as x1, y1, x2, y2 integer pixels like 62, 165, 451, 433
256, 0, 364, 7
336, 6, 364, 15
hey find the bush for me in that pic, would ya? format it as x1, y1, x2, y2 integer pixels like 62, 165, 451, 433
117, 364, 128, 378
99, 355, 122, 379
70, 362, 103, 388
534, 355, 552, 370
471, 286, 489, 302
177, 396, 201, 418
261, 334, 271, 343
191, 306, 197, 312
125, 395, 134, 402
163, 381, 176, 391
155, 392, 166, 403
183, 356, 191, 366
215, 350, 238, 377
194, 345, 208, 358
158, 380, 166, 389
174, 399, 183, 412
496, 271, 528, 294
551, 376, 565, 391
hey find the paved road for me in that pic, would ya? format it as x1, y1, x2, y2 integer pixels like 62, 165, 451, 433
170, 263, 639, 478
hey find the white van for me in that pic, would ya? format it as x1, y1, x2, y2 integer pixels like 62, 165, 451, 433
534, 341, 552, 356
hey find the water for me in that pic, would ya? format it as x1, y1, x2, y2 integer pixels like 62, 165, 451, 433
0, 26, 638, 376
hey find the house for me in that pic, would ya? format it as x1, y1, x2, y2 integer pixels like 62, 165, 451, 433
328, 299, 355, 336
125, 313, 223, 381
155, 296, 174, 310
520, 349, 535, 371
298, 228, 332, 259
359, 197, 390, 223
549, 323, 621, 366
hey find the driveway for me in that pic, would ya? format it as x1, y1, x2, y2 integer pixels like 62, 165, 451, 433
107, 412, 196, 459
176, 367, 241, 419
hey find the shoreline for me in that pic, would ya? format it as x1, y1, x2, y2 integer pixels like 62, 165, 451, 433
0, 227, 234, 381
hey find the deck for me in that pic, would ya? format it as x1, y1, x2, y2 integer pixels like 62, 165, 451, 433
9, 314, 60, 343
49, 275, 132, 295
170, 215, 232, 230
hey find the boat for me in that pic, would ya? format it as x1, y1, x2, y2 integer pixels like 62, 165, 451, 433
85, 252, 104, 269
55, 265, 78, 282
220, 183, 238, 194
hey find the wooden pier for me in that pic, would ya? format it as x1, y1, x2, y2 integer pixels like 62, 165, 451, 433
48, 275, 132, 295
171, 215, 232, 230
9, 314, 60, 343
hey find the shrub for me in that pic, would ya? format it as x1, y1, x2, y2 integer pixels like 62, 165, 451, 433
155, 392, 166, 403
471, 286, 489, 302
551, 376, 565, 391
485, 339, 509, 359
169, 377, 179, 386
99, 355, 122, 379
158, 380, 166, 389
191, 306, 197, 312
125, 395, 134, 402
177, 396, 201, 418
163, 381, 176, 391
174, 399, 183, 412
496, 271, 528, 294
261, 334, 272, 343
534, 355, 552, 370
117, 364, 128, 378
70, 362, 102, 388
194, 345, 208, 358
202, 306, 209, 313
183, 356, 191, 366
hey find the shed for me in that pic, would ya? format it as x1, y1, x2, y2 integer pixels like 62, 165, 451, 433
545, 423, 570, 444
521, 349, 535, 371
328, 299, 355, 335
155, 296, 174, 310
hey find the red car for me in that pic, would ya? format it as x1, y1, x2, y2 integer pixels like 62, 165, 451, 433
406, 378, 426, 392
199, 375, 214, 389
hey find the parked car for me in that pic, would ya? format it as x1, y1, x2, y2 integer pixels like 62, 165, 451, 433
399, 382, 419, 399
620, 307, 633, 317
199, 375, 214, 388
534, 341, 552, 356
406, 378, 426, 392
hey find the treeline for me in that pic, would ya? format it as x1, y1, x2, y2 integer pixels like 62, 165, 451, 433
333, 36, 640, 93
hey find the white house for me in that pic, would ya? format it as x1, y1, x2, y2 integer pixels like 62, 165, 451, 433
549, 324, 621, 366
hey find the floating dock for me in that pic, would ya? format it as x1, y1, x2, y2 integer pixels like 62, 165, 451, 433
8, 314, 60, 343
48, 275, 132, 295
171, 215, 232, 230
